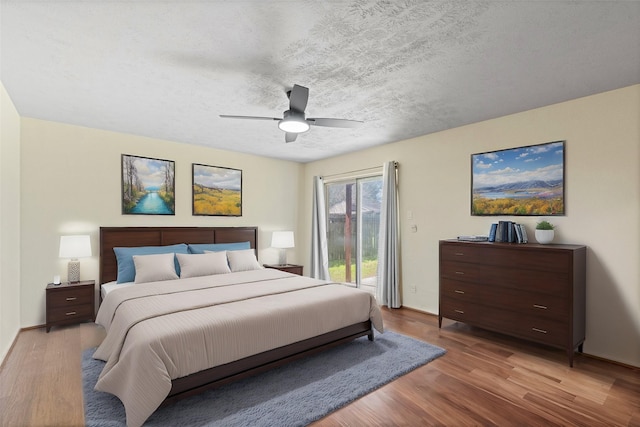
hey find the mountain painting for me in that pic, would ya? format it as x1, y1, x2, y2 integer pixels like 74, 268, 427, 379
471, 141, 565, 216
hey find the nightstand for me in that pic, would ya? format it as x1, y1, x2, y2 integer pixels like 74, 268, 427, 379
46, 280, 95, 332
263, 264, 303, 276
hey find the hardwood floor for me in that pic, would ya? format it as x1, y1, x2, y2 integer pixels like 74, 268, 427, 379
1, 308, 638, 426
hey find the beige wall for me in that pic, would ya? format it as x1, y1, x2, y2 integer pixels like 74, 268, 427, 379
0, 82, 22, 362
302, 85, 640, 367
4, 84, 638, 368
19, 119, 304, 328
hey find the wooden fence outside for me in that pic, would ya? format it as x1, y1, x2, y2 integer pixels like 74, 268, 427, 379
327, 213, 380, 264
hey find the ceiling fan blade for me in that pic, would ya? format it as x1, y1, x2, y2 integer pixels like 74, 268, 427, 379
219, 115, 280, 121
288, 84, 309, 113
285, 132, 298, 143
307, 118, 364, 128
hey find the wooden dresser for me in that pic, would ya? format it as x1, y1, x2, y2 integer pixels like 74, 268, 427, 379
439, 240, 586, 366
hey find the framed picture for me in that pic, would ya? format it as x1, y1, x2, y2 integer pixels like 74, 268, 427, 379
121, 154, 175, 215
471, 140, 565, 216
192, 164, 242, 216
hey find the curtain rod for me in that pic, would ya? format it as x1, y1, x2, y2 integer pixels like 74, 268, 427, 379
321, 162, 396, 180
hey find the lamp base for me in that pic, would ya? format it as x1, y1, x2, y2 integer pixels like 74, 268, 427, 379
278, 249, 287, 266
68, 259, 80, 283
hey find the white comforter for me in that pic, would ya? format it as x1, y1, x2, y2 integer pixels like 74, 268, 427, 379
93, 269, 383, 427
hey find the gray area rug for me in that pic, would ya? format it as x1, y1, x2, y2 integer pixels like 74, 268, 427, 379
83, 331, 446, 426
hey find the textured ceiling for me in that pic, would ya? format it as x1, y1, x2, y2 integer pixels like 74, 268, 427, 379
2, 1, 639, 163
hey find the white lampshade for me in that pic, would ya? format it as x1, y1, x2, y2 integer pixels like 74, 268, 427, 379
271, 231, 295, 249
59, 235, 92, 259
271, 231, 294, 265
59, 235, 91, 283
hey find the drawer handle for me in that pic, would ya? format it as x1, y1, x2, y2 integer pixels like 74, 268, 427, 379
66, 297, 77, 301
65, 311, 77, 316
532, 327, 548, 334
454, 290, 465, 294
454, 309, 464, 314
455, 271, 464, 275
533, 304, 548, 310
454, 252, 464, 256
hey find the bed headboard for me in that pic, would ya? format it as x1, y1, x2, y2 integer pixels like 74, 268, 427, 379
99, 226, 258, 284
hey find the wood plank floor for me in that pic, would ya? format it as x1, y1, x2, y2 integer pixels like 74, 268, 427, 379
1, 308, 638, 426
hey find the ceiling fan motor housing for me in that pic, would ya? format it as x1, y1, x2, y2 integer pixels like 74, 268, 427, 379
279, 110, 310, 133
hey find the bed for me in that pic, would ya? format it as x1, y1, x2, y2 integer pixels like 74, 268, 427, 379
95, 226, 383, 427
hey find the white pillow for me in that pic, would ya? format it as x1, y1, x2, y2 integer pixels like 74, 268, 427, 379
226, 249, 262, 272
132, 253, 179, 284
177, 252, 230, 278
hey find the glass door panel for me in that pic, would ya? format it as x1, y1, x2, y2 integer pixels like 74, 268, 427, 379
326, 176, 382, 294
357, 177, 382, 294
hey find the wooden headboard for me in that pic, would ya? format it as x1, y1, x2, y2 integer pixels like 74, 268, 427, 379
99, 226, 258, 284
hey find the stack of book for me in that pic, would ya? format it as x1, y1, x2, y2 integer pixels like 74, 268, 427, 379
488, 221, 528, 243
456, 235, 489, 242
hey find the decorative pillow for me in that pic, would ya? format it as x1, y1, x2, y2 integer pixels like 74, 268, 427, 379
114, 244, 188, 283
187, 241, 251, 254
132, 253, 179, 284
226, 249, 262, 272
177, 252, 231, 278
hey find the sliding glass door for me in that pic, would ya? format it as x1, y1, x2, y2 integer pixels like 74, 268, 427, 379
326, 176, 382, 294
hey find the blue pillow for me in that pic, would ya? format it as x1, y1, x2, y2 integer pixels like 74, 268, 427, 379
187, 241, 250, 254
114, 244, 189, 283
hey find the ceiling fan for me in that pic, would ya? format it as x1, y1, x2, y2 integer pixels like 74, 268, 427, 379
220, 84, 364, 143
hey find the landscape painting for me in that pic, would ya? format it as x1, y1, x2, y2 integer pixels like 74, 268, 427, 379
471, 141, 565, 216
121, 154, 175, 215
192, 164, 242, 216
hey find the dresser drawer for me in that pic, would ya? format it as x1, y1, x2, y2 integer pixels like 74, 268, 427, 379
441, 278, 569, 321
47, 287, 93, 308
514, 315, 567, 347
440, 300, 567, 347
440, 261, 569, 295
440, 242, 572, 273
47, 304, 94, 323
440, 300, 517, 333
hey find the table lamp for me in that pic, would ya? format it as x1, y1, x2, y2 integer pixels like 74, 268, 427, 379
271, 231, 294, 265
59, 235, 91, 283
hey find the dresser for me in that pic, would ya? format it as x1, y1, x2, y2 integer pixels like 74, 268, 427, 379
439, 240, 586, 366
46, 280, 95, 332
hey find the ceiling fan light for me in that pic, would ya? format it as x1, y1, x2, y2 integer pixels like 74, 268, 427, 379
278, 118, 310, 133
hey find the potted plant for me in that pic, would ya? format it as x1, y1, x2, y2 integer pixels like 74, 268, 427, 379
535, 220, 555, 244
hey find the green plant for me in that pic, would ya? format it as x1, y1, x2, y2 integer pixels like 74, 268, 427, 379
536, 220, 555, 230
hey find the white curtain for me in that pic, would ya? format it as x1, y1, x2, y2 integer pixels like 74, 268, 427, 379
310, 176, 330, 280
376, 161, 401, 308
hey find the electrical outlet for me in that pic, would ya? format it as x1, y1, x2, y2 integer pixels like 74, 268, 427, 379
409, 285, 417, 293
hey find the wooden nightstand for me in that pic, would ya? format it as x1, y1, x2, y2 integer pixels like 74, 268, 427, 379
263, 264, 303, 276
46, 280, 95, 332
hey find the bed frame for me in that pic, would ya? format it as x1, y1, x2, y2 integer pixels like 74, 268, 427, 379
99, 226, 373, 405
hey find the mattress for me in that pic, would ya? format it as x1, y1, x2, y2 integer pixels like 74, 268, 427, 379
100, 281, 134, 300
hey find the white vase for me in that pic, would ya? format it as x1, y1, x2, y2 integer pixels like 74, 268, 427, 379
535, 229, 554, 244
